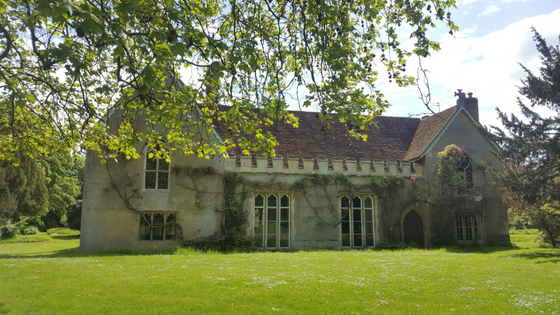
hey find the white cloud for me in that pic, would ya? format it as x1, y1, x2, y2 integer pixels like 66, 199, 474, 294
463, 0, 534, 4
382, 9, 560, 128
478, 4, 501, 17
462, 0, 482, 4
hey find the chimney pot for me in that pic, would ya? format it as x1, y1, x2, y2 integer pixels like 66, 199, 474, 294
456, 90, 479, 123
454, 89, 466, 99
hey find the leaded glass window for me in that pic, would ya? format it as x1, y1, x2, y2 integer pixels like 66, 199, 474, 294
457, 156, 474, 194
145, 154, 169, 190
253, 194, 291, 249
139, 212, 178, 241
341, 196, 376, 248
456, 214, 482, 242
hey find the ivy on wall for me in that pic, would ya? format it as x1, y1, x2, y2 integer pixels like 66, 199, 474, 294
291, 172, 418, 243
223, 173, 247, 236
420, 144, 494, 246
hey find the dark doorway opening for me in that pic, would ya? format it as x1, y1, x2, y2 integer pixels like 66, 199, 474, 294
403, 211, 424, 248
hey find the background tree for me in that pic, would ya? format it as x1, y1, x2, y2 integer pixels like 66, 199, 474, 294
0, 152, 49, 226
488, 28, 560, 247
39, 154, 84, 230
0, 0, 458, 162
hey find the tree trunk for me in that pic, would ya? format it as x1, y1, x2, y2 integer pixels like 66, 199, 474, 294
545, 229, 557, 248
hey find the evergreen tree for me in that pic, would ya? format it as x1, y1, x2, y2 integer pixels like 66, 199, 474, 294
0, 152, 49, 225
489, 28, 560, 247
39, 154, 84, 229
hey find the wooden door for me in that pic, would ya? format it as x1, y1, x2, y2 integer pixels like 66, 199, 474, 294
403, 211, 424, 248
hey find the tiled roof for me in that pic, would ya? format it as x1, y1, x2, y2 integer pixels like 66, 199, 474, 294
403, 106, 458, 161
218, 109, 422, 161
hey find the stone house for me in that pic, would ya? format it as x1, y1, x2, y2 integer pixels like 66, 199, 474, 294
80, 90, 510, 252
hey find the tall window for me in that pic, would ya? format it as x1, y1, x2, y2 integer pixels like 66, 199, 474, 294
253, 194, 290, 249
145, 154, 169, 189
341, 196, 375, 248
457, 156, 474, 194
140, 212, 177, 241
456, 214, 481, 242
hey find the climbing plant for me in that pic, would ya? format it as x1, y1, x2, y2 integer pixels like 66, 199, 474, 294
368, 175, 417, 243
292, 172, 417, 242
223, 173, 248, 236
419, 144, 493, 246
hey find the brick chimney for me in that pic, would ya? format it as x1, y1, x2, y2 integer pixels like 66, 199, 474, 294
455, 89, 479, 123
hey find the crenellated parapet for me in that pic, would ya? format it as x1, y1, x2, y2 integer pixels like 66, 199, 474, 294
224, 154, 423, 177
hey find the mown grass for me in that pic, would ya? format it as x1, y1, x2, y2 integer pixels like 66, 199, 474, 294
0, 231, 559, 315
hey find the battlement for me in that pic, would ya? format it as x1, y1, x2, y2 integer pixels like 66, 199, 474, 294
224, 155, 423, 177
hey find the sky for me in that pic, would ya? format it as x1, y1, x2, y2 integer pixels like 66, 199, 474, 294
377, 0, 560, 129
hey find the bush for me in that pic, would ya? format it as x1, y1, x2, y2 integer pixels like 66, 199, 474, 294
24, 216, 46, 232
375, 242, 416, 250
0, 223, 19, 238
66, 200, 82, 231
46, 228, 80, 235
534, 231, 560, 247
186, 234, 256, 252
508, 216, 527, 230
221, 234, 255, 251
20, 226, 38, 235
41, 209, 66, 230
0, 234, 52, 243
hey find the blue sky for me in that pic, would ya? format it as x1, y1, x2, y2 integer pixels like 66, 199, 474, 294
379, 0, 560, 128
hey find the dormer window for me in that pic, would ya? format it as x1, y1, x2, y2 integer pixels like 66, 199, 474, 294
145, 154, 169, 190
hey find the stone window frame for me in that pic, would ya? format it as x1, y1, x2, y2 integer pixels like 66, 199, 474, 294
340, 195, 376, 249
143, 152, 170, 190
456, 214, 482, 243
253, 193, 291, 250
457, 155, 474, 195
139, 212, 178, 241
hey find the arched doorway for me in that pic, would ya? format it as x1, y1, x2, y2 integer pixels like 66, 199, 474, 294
403, 210, 424, 248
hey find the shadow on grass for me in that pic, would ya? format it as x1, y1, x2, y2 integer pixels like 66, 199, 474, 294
0, 302, 10, 314
0, 245, 242, 259
444, 245, 521, 254
50, 235, 80, 240
503, 250, 560, 264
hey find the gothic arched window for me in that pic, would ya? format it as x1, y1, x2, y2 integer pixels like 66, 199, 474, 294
457, 155, 474, 194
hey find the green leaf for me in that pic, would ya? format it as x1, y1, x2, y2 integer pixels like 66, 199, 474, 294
25, 94, 37, 103
169, 43, 186, 56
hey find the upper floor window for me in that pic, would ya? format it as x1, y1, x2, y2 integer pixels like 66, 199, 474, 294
145, 154, 169, 190
457, 156, 474, 194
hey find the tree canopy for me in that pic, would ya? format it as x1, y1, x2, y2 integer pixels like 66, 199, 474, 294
488, 28, 560, 246
0, 0, 457, 162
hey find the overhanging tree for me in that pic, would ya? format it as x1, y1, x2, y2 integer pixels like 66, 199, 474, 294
488, 28, 560, 247
0, 0, 458, 162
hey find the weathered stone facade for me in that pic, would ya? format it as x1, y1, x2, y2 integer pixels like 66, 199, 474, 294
80, 92, 510, 252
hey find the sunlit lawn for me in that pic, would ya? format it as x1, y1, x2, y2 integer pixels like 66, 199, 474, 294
0, 230, 559, 315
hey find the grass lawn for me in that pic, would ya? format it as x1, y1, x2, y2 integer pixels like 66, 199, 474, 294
0, 231, 559, 315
